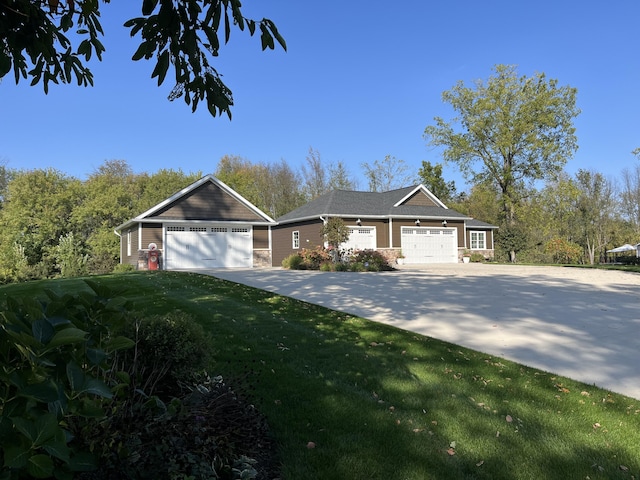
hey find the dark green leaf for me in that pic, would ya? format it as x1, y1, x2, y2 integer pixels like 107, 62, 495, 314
132, 42, 149, 61
12, 417, 37, 443
79, 378, 113, 399
33, 414, 59, 446
45, 328, 88, 350
66, 361, 85, 391
3, 446, 30, 469
86, 347, 107, 366
106, 335, 135, 353
27, 454, 54, 479
32, 319, 54, 344
142, 0, 159, 16
20, 381, 59, 403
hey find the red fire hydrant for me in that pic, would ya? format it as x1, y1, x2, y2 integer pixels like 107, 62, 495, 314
148, 243, 159, 270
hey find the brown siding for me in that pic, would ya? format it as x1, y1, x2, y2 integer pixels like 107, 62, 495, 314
403, 191, 438, 207
272, 219, 324, 266
141, 223, 163, 250
150, 181, 265, 221
253, 226, 270, 249
120, 226, 139, 266
392, 220, 464, 247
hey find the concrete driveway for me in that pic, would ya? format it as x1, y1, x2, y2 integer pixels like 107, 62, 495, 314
206, 264, 640, 400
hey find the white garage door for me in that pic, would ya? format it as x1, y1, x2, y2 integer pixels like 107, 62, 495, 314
165, 225, 252, 269
401, 227, 457, 264
342, 227, 376, 251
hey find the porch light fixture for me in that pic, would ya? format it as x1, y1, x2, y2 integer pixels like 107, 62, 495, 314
415, 219, 420, 226
356, 218, 362, 225
442, 220, 447, 227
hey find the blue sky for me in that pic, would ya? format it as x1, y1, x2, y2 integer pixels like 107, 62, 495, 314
1, 0, 638, 193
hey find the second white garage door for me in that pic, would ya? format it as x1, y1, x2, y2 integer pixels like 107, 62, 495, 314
401, 227, 457, 264
165, 225, 252, 269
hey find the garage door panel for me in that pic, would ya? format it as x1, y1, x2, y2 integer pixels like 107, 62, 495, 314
401, 227, 457, 264
342, 227, 376, 251
165, 225, 252, 269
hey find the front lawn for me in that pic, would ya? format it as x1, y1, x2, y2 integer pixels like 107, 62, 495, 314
1, 272, 639, 479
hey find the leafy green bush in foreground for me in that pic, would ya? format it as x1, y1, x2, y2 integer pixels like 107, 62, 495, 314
0, 281, 135, 479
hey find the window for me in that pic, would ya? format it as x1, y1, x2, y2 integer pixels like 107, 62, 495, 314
292, 231, 300, 249
126, 231, 131, 257
470, 231, 486, 249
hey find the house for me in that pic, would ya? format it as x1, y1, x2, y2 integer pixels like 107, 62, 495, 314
271, 185, 497, 266
114, 175, 275, 270
115, 176, 497, 269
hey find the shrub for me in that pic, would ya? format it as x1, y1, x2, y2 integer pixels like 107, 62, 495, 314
319, 262, 333, 272
0, 281, 135, 479
470, 252, 485, 263
544, 237, 583, 264
118, 311, 213, 398
299, 247, 332, 270
112, 263, 136, 273
281, 253, 303, 269
351, 249, 393, 271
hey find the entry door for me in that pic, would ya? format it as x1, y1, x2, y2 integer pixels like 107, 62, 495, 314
401, 227, 457, 263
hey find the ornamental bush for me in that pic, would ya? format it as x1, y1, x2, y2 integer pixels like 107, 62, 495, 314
0, 281, 135, 479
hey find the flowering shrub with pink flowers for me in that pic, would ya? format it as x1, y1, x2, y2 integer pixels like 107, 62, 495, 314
282, 247, 393, 272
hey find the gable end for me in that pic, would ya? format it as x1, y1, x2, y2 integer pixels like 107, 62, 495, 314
149, 181, 265, 221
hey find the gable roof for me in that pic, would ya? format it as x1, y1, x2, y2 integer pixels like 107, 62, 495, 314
276, 185, 471, 223
115, 174, 275, 232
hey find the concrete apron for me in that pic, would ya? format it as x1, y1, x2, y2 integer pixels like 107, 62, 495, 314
204, 264, 640, 400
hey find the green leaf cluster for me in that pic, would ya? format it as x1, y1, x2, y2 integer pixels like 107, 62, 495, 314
0, 281, 134, 479
0, 0, 285, 118
125, 0, 286, 118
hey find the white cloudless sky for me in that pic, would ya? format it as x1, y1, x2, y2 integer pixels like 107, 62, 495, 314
1, 0, 638, 192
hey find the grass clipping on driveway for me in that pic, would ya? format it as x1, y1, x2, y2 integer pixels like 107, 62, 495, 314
5, 271, 639, 480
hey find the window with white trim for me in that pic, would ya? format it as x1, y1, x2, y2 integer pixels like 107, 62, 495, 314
127, 231, 131, 257
470, 231, 486, 249
292, 231, 300, 249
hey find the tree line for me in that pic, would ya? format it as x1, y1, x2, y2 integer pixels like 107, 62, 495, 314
0, 147, 638, 283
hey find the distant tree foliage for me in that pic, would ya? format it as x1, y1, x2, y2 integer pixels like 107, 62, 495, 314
214, 155, 306, 219
424, 64, 580, 261
300, 147, 357, 199
0, 161, 200, 281
362, 155, 414, 192
0, 0, 286, 118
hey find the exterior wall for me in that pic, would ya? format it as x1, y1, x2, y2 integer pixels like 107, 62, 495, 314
464, 228, 495, 260
120, 226, 139, 266
253, 249, 272, 267
272, 219, 324, 266
141, 223, 163, 250
150, 181, 265, 222
391, 220, 465, 248
403, 191, 438, 207
253, 225, 270, 249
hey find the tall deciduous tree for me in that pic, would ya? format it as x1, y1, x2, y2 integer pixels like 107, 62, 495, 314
620, 163, 640, 232
327, 160, 357, 191
424, 64, 580, 261
0, 0, 286, 118
417, 161, 456, 202
301, 147, 328, 200
574, 169, 618, 264
362, 155, 413, 192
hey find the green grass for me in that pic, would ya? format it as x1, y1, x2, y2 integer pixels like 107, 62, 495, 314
2, 271, 639, 479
